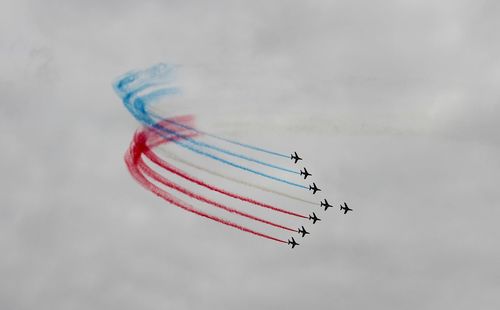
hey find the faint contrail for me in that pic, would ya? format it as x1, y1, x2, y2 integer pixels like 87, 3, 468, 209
156, 147, 317, 206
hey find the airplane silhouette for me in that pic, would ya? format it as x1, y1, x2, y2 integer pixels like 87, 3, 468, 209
320, 199, 333, 211
309, 212, 321, 224
288, 237, 299, 248
297, 226, 310, 237
308, 182, 321, 194
299, 167, 311, 179
340, 202, 353, 214
290, 152, 302, 164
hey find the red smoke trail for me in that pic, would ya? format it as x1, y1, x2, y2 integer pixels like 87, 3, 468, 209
125, 124, 289, 243
138, 159, 296, 232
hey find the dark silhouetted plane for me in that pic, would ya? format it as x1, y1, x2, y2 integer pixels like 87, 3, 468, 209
320, 199, 333, 211
340, 202, 353, 214
291, 152, 302, 164
299, 167, 311, 179
288, 237, 299, 248
297, 226, 310, 237
309, 212, 321, 224
308, 182, 321, 194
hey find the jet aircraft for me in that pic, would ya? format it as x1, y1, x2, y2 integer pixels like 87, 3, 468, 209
320, 199, 333, 211
297, 226, 310, 237
288, 237, 299, 248
300, 167, 311, 179
309, 182, 321, 194
308, 212, 321, 224
340, 202, 353, 214
291, 152, 302, 164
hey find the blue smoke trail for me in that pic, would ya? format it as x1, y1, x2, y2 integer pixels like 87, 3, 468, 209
115, 64, 292, 160
113, 63, 307, 189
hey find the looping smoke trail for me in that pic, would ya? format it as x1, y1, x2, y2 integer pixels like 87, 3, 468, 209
115, 63, 318, 244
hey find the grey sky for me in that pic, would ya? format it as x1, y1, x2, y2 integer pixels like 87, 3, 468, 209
1, 1, 499, 309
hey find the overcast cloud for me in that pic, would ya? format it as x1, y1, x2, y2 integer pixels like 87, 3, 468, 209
1, 1, 499, 309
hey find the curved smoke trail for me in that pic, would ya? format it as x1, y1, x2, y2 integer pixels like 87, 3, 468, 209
113, 64, 306, 188
125, 130, 288, 244
115, 63, 321, 245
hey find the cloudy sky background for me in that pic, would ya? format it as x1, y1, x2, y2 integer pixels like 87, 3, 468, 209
1, 0, 499, 309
